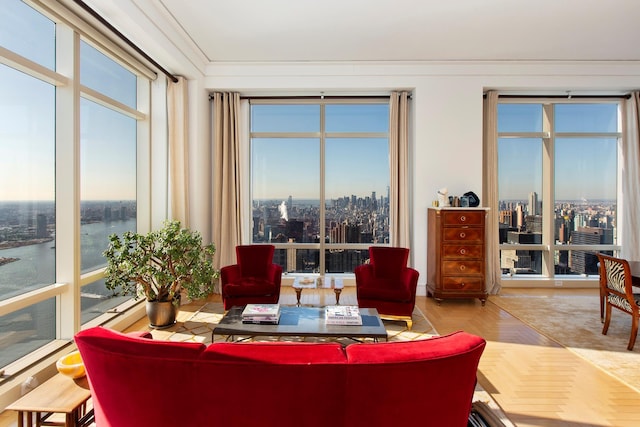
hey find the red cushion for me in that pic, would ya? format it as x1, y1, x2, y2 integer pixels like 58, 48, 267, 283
345, 331, 486, 426
236, 245, 275, 277
370, 246, 409, 279
223, 278, 277, 296
357, 279, 412, 300
201, 342, 347, 426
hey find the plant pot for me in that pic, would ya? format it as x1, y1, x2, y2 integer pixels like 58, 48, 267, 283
146, 300, 179, 329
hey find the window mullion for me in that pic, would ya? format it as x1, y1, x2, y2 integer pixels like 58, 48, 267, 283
541, 104, 554, 277
319, 104, 326, 274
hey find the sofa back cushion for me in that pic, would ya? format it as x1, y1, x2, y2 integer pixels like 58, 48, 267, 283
200, 342, 347, 427
345, 331, 486, 427
75, 327, 206, 427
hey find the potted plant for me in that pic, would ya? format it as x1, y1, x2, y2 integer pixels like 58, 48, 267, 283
103, 220, 219, 328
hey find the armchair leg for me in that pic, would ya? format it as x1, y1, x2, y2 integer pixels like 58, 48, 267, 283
628, 315, 639, 351
379, 314, 413, 331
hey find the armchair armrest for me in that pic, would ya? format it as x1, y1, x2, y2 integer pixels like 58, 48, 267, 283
221, 264, 242, 285
266, 264, 283, 285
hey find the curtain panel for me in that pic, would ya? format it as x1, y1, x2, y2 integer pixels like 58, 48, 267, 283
482, 91, 502, 294
622, 92, 640, 260
211, 92, 243, 278
389, 91, 411, 248
167, 76, 190, 226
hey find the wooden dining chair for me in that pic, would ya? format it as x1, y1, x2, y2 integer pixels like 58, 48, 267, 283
597, 254, 640, 351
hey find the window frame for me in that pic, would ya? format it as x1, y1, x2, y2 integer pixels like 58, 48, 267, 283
248, 98, 391, 275
497, 97, 622, 282
0, 0, 154, 383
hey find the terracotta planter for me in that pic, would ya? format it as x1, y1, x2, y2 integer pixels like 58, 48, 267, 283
146, 300, 179, 328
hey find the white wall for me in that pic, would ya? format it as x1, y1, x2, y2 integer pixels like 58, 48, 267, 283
195, 60, 640, 293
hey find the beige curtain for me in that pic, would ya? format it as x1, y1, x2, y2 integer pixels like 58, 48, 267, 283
389, 91, 410, 248
482, 91, 502, 294
211, 92, 242, 275
167, 76, 189, 226
621, 92, 640, 260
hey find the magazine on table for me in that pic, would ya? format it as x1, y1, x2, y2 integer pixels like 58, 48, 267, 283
241, 312, 281, 324
241, 304, 280, 318
325, 305, 362, 325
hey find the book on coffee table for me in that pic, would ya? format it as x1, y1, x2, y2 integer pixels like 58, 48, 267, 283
241, 304, 281, 324
241, 313, 281, 324
242, 304, 280, 317
325, 305, 362, 325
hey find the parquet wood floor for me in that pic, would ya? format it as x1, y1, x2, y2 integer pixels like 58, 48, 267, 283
420, 288, 640, 427
1, 287, 639, 426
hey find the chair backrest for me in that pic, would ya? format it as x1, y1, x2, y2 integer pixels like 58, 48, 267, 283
369, 246, 409, 279
236, 244, 275, 277
598, 254, 637, 313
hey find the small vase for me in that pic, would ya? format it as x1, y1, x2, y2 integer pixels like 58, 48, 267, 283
146, 300, 179, 329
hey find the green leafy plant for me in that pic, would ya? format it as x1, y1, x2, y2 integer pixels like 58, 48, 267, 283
103, 220, 219, 304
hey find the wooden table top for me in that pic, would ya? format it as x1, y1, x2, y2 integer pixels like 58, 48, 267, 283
7, 373, 91, 413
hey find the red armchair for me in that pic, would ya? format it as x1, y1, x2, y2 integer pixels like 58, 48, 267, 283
221, 245, 282, 310
355, 246, 419, 329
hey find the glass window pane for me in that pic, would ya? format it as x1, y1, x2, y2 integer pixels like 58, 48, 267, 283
325, 104, 389, 133
0, 0, 55, 70
0, 298, 55, 366
0, 64, 56, 299
251, 138, 319, 244
497, 104, 542, 133
325, 249, 368, 274
80, 41, 137, 109
555, 104, 618, 133
498, 138, 543, 239
272, 248, 320, 274
555, 138, 617, 247
500, 249, 543, 275
251, 105, 320, 133
326, 138, 389, 244
80, 98, 136, 273
81, 278, 131, 324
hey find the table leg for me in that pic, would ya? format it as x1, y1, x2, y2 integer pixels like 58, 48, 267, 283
334, 288, 342, 305
295, 288, 302, 306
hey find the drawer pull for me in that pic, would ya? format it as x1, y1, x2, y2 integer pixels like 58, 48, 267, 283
459, 265, 466, 271
460, 215, 467, 222
459, 232, 466, 239
460, 282, 465, 288
460, 248, 466, 255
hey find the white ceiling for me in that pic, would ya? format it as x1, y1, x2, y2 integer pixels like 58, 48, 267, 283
80, 0, 640, 70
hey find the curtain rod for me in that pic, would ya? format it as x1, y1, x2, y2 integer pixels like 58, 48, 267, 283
484, 93, 631, 99
211, 95, 411, 101
72, 0, 179, 83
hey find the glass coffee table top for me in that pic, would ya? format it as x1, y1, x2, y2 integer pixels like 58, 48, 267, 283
212, 305, 387, 342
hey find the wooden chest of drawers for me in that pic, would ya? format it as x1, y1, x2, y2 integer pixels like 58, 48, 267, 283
427, 208, 488, 305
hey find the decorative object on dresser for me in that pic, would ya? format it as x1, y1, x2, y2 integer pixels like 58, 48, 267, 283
427, 207, 489, 305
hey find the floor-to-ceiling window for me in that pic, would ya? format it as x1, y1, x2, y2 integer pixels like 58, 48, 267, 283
497, 99, 620, 280
0, 0, 151, 370
250, 99, 390, 274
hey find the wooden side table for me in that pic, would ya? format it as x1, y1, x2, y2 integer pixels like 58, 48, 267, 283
292, 277, 344, 306
7, 374, 93, 427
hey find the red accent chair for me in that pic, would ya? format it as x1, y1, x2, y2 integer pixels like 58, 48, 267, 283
220, 244, 282, 310
355, 246, 419, 329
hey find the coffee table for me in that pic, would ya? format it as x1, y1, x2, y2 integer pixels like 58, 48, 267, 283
212, 306, 387, 343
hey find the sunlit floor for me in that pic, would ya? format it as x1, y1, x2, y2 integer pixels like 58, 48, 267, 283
1, 287, 639, 427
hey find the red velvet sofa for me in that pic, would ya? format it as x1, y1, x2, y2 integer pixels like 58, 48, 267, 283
74, 327, 486, 427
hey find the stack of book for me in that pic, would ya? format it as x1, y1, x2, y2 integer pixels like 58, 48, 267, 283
325, 305, 362, 326
241, 304, 281, 324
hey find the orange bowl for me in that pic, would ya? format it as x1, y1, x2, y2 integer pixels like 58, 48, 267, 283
56, 351, 85, 379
